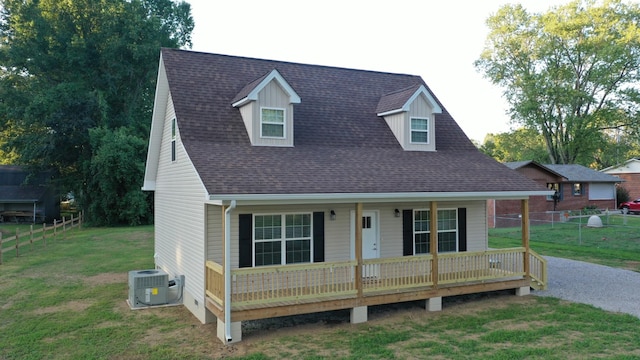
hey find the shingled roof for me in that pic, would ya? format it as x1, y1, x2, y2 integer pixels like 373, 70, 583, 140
158, 48, 548, 197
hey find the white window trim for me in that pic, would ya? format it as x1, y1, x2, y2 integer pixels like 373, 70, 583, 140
413, 208, 458, 254
409, 117, 430, 145
260, 107, 286, 139
253, 212, 313, 266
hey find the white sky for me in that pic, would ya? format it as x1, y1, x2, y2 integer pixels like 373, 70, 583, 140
186, 0, 569, 142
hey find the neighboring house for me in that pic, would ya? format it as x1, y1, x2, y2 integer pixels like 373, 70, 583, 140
488, 161, 621, 228
0, 165, 59, 223
142, 48, 552, 344
602, 158, 640, 200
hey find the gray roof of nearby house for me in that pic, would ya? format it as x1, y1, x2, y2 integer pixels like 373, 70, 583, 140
0, 165, 49, 202
544, 164, 622, 183
505, 161, 621, 183
160, 48, 549, 196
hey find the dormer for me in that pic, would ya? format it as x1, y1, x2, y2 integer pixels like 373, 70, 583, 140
377, 85, 442, 151
232, 69, 301, 147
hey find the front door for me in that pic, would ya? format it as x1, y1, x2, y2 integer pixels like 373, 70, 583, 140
361, 212, 378, 260
351, 210, 380, 278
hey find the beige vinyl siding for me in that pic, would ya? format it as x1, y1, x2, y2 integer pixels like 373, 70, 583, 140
383, 113, 405, 146
405, 95, 436, 151
255, 81, 293, 146
214, 201, 488, 269
155, 93, 209, 321
239, 103, 254, 143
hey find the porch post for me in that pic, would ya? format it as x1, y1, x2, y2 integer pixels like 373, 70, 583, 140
521, 199, 530, 279
430, 201, 438, 288
355, 202, 363, 297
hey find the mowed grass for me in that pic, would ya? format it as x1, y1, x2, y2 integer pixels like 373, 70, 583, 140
0, 224, 639, 359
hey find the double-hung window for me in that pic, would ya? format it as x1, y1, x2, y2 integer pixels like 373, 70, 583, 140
410, 117, 429, 144
413, 209, 458, 254
261, 107, 285, 138
254, 213, 311, 266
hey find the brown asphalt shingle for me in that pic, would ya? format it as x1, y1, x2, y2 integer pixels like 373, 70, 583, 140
161, 48, 546, 196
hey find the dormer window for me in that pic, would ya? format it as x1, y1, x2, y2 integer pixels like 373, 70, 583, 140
261, 107, 285, 138
232, 69, 300, 147
376, 84, 442, 152
410, 117, 429, 144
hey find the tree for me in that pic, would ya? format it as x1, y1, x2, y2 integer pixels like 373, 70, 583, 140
480, 128, 549, 163
475, 0, 640, 164
0, 0, 193, 224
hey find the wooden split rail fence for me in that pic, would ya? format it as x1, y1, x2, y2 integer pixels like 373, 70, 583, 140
0, 212, 83, 265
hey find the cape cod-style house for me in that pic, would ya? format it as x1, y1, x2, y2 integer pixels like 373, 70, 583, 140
142, 48, 552, 344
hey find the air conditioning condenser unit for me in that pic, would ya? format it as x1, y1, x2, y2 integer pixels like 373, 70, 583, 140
128, 269, 168, 308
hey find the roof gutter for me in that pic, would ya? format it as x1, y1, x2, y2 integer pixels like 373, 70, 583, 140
223, 200, 236, 343
207, 190, 554, 206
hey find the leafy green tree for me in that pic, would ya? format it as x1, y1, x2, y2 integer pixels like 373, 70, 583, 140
480, 128, 549, 163
0, 0, 193, 224
86, 127, 152, 226
475, 0, 640, 164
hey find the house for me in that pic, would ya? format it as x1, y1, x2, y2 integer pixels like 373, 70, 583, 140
142, 48, 552, 344
602, 158, 640, 200
0, 165, 59, 223
488, 161, 622, 228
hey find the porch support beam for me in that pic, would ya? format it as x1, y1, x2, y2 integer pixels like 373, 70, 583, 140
355, 202, 363, 298
430, 201, 438, 288
521, 199, 530, 279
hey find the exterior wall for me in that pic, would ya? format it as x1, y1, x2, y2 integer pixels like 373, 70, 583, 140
207, 200, 487, 269
405, 95, 436, 152
383, 113, 405, 146
615, 173, 640, 201
154, 93, 210, 323
491, 183, 617, 228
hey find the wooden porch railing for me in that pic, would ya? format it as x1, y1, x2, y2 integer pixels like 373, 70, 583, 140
206, 247, 545, 309
529, 250, 548, 290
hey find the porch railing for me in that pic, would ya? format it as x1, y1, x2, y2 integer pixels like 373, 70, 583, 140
206, 247, 544, 309
529, 250, 548, 290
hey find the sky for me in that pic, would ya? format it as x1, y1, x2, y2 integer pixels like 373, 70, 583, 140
186, 0, 570, 143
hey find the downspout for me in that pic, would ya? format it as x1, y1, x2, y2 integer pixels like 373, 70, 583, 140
224, 200, 236, 342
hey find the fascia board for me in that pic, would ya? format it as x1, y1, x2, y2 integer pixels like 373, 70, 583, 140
208, 190, 555, 206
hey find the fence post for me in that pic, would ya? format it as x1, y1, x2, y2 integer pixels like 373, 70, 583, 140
63, 216, 67, 240
53, 219, 57, 242
578, 210, 582, 245
71, 213, 74, 230
43, 222, 46, 248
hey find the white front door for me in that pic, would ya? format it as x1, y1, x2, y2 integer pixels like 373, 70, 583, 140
351, 210, 380, 278
361, 212, 379, 260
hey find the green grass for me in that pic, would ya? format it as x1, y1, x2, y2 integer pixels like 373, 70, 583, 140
490, 214, 640, 271
1, 224, 640, 359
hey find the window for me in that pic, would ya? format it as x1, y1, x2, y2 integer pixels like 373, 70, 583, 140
171, 118, 176, 162
413, 209, 458, 254
547, 183, 561, 201
261, 108, 285, 138
573, 183, 582, 196
410, 117, 429, 144
254, 213, 311, 266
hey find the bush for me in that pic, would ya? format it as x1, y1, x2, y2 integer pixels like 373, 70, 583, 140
616, 186, 631, 204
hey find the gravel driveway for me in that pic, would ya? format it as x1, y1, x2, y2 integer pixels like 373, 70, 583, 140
533, 256, 640, 318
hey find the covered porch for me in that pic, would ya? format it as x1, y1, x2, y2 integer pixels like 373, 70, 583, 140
205, 200, 547, 343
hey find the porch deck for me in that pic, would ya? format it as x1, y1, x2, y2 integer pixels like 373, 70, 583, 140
206, 247, 547, 322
